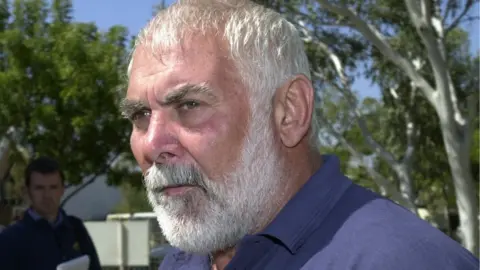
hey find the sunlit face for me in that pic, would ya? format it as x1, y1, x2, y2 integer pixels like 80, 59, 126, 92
125, 36, 284, 253
125, 36, 249, 175
27, 171, 64, 218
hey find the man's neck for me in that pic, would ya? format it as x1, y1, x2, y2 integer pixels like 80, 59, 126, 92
45, 214, 58, 224
29, 207, 59, 224
211, 152, 322, 270
211, 248, 236, 270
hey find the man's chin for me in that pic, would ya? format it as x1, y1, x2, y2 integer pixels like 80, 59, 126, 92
150, 195, 209, 221
157, 214, 239, 255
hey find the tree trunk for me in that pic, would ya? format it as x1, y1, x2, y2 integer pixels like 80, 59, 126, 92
441, 123, 478, 256
0, 139, 11, 201
395, 165, 418, 214
0, 139, 10, 180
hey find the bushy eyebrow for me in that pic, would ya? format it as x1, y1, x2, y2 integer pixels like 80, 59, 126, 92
161, 82, 217, 106
120, 82, 217, 119
119, 99, 148, 119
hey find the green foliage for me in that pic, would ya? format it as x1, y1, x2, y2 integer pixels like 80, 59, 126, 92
0, 0, 134, 189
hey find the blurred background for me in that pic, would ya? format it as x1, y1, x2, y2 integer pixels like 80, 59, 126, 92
0, 0, 478, 268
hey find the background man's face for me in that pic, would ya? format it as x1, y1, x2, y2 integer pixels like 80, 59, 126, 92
28, 171, 64, 217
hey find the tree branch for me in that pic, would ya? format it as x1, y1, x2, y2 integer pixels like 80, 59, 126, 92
385, 85, 419, 212
4, 133, 30, 163
317, 0, 438, 105
313, 36, 420, 211
311, 40, 418, 211
445, 0, 475, 35
462, 92, 478, 153
404, 0, 465, 127
288, 7, 352, 28
317, 112, 415, 210
60, 152, 121, 207
0, 138, 11, 182
402, 86, 420, 166
443, 0, 456, 24
313, 40, 400, 167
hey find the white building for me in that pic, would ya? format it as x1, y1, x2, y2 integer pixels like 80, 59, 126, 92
62, 175, 122, 220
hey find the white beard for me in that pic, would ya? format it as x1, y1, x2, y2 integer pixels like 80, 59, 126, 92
143, 110, 283, 254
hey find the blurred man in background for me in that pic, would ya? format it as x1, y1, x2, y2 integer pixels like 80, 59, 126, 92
0, 157, 101, 270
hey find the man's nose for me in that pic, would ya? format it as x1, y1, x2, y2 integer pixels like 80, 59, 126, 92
142, 113, 182, 165
42, 193, 53, 201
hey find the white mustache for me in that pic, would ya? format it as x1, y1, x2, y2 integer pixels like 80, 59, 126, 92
143, 164, 207, 193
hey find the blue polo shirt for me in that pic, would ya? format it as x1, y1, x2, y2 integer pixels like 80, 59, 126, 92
159, 155, 479, 269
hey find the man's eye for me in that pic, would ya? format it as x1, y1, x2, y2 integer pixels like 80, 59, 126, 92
131, 110, 151, 121
130, 110, 151, 130
179, 101, 200, 110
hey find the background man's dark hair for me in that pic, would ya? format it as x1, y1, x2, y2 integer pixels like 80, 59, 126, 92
25, 157, 65, 187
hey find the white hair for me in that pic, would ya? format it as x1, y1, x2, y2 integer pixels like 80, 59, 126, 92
128, 0, 320, 148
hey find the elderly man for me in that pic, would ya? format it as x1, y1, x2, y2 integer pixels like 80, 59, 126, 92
122, 1, 479, 269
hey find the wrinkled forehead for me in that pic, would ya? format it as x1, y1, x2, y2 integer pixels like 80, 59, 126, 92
129, 33, 233, 79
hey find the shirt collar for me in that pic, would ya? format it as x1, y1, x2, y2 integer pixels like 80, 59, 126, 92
27, 208, 64, 228
258, 155, 352, 254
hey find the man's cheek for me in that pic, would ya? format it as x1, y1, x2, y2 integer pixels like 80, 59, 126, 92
130, 133, 148, 171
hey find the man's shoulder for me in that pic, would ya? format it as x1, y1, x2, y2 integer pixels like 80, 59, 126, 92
2, 220, 29, 232
65, 215, 90, 233
304, 192, 479, 269
304, 226, 478, 269
336, 185, 441, 236
0, 222, 28, 245
66, 215, 84, 226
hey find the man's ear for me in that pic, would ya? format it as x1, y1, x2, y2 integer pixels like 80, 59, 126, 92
273, 75, 314, 148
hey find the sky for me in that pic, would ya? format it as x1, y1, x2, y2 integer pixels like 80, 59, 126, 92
72, 0, 479, 99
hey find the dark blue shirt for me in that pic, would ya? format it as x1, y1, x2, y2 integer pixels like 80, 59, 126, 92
160, 155, 479, 269
0, 209, 102, 270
